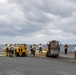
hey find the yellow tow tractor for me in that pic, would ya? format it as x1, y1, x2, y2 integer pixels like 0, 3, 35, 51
15, 44, 28, 57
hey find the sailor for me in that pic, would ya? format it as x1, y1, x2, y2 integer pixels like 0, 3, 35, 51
32, 44, 36, 56
24, 44, 27, 50
38, 43, 43, 53
5, 44, 9, 56
9, 44, 14, 57
64, 44, 68, 54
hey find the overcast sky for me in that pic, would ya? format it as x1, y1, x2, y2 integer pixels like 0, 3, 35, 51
0, 0, 76, 44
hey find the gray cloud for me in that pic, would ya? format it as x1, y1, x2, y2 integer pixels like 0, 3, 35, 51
0, 0, 76, 44
13, 0, 76, 17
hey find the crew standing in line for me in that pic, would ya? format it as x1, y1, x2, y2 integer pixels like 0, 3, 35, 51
64, 44, 68, 54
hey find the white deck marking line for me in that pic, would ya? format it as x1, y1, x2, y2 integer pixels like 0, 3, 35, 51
56, 71, 76, 75
7, 70, 24, 75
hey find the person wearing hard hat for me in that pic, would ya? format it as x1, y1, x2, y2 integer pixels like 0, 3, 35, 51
32, 44, 36, 56
38, 43, 43, 54
64, 44, 68, 54
9, 44, 14, 57
5, 44, 9, 56
30, 44, 33, 54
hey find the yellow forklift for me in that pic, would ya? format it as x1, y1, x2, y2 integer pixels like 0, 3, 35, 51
15, 44, 28, 57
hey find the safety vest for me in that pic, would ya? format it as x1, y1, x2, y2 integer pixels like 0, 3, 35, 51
64, 44, 68, 49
